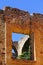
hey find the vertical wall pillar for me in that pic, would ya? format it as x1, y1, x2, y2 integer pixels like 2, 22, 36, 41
0, 18, 5, 65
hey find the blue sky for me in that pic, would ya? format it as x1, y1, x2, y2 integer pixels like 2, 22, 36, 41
12, 33, 25, 41
0, 0, 43, 14
0, 0, 43, 41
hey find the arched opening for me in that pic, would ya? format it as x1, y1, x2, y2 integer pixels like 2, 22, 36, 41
18, 38, 31, 60
22, 38, 30, 53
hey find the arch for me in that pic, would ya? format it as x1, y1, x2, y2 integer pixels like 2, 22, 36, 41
22, 38, 30, 53
17, 35, 29, 56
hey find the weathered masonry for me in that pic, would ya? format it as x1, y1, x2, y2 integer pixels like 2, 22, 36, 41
0, 7, 43, 65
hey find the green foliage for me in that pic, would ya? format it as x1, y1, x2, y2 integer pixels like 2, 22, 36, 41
17, 51, 30, 60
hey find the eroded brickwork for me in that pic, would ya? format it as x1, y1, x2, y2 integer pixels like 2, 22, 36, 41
0, 7, 43, 65
0, 18, 5, 65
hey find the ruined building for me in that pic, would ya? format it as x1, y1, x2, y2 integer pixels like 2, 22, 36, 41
0, 7, 43, 65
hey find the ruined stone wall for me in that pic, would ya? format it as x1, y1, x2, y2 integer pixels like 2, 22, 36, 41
0, 7, 43, 65
0, 17, 5, 65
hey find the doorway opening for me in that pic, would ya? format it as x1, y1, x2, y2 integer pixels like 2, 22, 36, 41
12, 32, 34, 60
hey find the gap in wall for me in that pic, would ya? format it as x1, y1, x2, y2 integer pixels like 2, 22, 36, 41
12, 32, 31, 60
